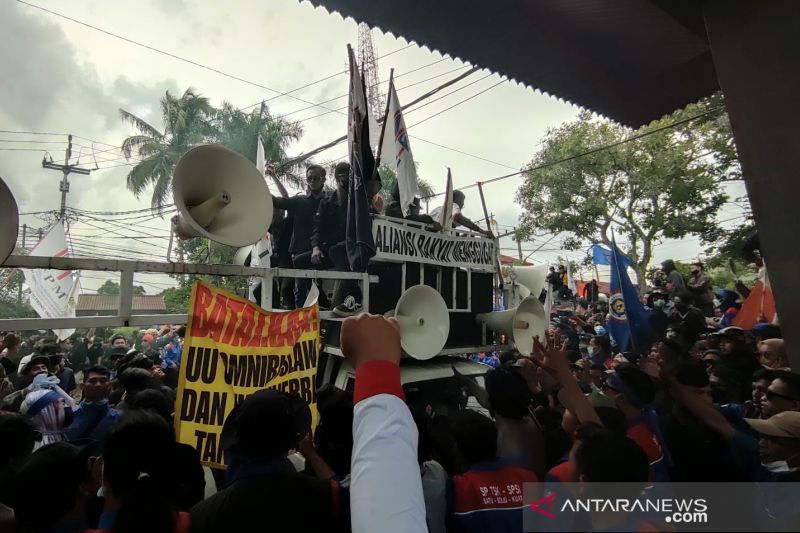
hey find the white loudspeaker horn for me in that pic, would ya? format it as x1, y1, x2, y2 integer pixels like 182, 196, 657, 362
172, 144, 272, 247
475, 296, 547, 356
510, 265, 549, 299
393, 284, 451, 360
233, 246, 253, 267
0, 177, 19, 265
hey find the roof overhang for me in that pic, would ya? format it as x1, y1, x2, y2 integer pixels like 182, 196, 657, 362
305, 0, 720, 127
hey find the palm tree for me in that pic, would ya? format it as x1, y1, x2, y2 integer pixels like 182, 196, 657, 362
120, 88, 214, 210
211, 102, 304, 187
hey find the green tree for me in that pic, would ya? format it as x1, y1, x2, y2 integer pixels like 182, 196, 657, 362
516, 95, 735, 286
377, 165, 436, 204
0, 268, 36, 319
160, 284, 193, 314
163, 238, 248, 310
120, 88, 215, 210
1, 243, 37, 320
96, 280, 146, 295
212, 102, 304, 187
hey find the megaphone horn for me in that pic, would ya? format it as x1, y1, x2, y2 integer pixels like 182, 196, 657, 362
475, 296, 547, 355
172, 144, 272, 247
391, 284, 451, 360
0, 176, 19, 266
510, 265, 549, 299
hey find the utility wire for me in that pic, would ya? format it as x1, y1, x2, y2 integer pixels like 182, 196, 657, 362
420, 106, 726, 198
15, 0, 407, 115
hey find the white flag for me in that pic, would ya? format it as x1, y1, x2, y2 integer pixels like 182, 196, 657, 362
22, 222, 77, 340
381, 79, 418, 217
256, 134, 266, 176
368, 105, 381, 152
566, 261, 578, 294
439, 168, 454, 231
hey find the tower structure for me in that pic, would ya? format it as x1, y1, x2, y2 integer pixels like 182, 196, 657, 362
357, 23, 385, 120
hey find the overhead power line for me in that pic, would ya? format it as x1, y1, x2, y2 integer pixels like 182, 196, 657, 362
420, 106, 727, 198
16, 0, 410, 116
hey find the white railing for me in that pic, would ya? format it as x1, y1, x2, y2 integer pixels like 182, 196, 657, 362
0, 255, 377, 330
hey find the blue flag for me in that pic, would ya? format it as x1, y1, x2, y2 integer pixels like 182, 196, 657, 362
591, 243, 635, 270
607, 237, 650, 352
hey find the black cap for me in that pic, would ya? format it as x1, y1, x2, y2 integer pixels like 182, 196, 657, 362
220, 390, 311, 461
21, 355, 50, 375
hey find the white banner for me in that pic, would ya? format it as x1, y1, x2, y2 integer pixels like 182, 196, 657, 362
372, 218, 495, 271
23, 222, 78, 339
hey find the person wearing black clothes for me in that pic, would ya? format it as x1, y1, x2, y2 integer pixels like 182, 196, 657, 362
647, 289, 670, 343
191, 390, 344, 532
272, 164, 327, 308
661, 360, 749, 481
661, 259, 686, 298
546, 266, 563, 290
667, 291, 706, 345
687, 261, 715, 317
264, 165, 296, 309
582, 279, 599, 303
296, 162, 362, 316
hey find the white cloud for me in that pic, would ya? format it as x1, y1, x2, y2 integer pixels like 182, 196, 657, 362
1, 0, 738, 294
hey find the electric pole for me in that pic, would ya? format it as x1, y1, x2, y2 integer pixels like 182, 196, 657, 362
42, 135, 91, 220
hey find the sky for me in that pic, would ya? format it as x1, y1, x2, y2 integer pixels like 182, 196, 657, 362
0, 0, 749, 295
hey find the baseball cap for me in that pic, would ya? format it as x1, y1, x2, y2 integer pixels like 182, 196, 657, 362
718, 326, 746, 341
220, 389, 311, 461
745, 411, 800, 439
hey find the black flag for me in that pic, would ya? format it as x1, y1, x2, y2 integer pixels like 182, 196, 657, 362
345, 44, 377, 272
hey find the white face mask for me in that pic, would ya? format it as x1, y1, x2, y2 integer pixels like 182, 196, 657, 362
587, 345, 596, 356
762, 460, 798, 473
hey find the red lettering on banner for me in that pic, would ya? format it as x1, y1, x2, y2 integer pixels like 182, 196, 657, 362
285, 311, 301, 346
206, 295, 229, 341
248, 311, 266, 347
265, 313, 286, 347
232, 304, 256, 347
190, 284, 214, 337
221, 299, 246, 344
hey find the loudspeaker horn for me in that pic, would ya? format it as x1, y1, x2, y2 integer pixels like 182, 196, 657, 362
233, 246, 253, 267
392, 284, 451, 360
475, 296, 547, 355
172, 144, 272, 247
0, 177, 19, 265
510, 264, 549, 299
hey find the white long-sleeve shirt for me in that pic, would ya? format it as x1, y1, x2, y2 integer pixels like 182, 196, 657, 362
350, 360, 427, 533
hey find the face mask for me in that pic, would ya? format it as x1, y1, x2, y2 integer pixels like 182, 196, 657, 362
653, 300, 665, 309
762, 460, 798, 473
587, 346, 596, 356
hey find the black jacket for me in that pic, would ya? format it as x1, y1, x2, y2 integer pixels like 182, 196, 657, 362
272, 193, 324, 254
311, 191, 347, 250
190, 471, 341, 532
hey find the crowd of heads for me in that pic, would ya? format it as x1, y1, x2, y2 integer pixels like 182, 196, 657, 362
0, 253, 798, 532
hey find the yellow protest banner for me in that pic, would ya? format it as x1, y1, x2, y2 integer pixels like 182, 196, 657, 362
174, 280, 320, 469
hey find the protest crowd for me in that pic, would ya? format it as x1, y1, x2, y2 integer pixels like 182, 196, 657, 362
0, 249, 797, 533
